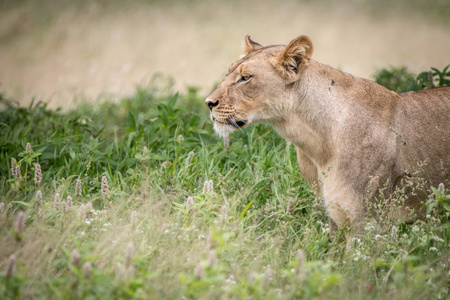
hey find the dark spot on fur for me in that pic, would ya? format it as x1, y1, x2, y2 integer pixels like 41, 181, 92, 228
331, 80, 335, 86
285, 82, 295, 89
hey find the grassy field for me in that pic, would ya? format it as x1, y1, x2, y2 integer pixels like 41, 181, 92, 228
1, 68, 449, 299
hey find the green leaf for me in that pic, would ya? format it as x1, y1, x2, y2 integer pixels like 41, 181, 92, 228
431, 187, 441, 197
12, 201, 32, 208
439, 223, 450, 229
443, 202, 450, 212
94, 125, 105, 138
372, 260, 390, 268
128, 111, 136, 131
241, 199, 255, 218
168, 92, 179, 107
157, 104, 169, 125
149, 154, 166, 161
431, 67, 441, 74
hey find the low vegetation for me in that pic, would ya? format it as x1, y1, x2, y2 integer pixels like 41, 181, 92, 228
0, 69, 449, 299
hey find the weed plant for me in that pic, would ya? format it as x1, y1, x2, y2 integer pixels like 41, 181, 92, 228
374, 65, 450, 92
0, 69, 449, 299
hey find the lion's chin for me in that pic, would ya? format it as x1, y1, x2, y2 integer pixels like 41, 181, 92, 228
211, 115, 249, 139
213, 122, 236, 139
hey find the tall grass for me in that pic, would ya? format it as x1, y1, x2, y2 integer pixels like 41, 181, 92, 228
0, 70, 449, 299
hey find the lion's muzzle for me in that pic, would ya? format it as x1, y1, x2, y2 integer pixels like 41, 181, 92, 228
205, 99, 219, 111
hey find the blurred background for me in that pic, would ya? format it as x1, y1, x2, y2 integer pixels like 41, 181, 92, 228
1, 0, 449, 108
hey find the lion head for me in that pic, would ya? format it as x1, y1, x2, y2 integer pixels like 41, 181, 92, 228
205, 35, 314, 138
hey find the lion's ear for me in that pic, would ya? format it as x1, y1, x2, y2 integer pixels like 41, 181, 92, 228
243, 35, 263, 55
276, 35, 313, 80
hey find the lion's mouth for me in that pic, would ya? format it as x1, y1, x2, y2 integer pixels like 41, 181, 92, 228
212, 116, 247, 128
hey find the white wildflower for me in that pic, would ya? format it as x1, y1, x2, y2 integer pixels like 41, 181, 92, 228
194, 263, 204, 280
225, 274, 236, 285
15, 164, 21, 180
101, 176, 109, 196
431, 235, 445, 243
391, 225, 398, 241
186, 196, 194, 214
352, 237, 361, 244
36, 190, 42, 207
365, 222, 375, 232
13, 211, 26, 234
70, 249, 80, 266
296, 249, 305, 273
185, 151, 194, 166
75, 179, 82, 197
54, 193, 61, 210
203, 180, 214, 194
26, 142, 32, 154
437, 182, 445, 195
220, 205, 228, 219
83, 262, 93, 279
161, 161, 171, 169
125, 242, 134, 269
78, 204, 86, 218
34, 163, 42, 185
130, 211, 138, 225
5, 255, 16, 277
11, 159, 16, 177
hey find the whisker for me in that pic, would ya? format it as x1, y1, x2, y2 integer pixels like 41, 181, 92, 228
227, 117, 239, 128
227, 117, 244, 132
234, 113, 247, 121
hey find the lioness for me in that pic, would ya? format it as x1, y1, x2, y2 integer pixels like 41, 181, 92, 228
206, 35, 450, 241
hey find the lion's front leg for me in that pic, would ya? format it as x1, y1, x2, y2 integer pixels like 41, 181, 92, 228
322, 178, 366, 248
296, 147, 319, 192
296, 148, 365, 247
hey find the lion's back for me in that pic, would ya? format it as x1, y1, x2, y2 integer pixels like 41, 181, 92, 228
395, 87, 450, 184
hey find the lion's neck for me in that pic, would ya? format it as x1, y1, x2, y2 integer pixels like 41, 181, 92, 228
272, 60, 354, 167
273, 114, 333, 167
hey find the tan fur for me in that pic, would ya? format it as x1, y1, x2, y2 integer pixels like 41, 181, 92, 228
243, 35, 263, 56
206, 35, 450, 239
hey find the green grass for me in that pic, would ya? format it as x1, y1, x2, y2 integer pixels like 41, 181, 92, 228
0, 71, 449, 299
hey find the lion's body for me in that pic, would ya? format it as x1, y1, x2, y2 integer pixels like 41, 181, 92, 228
279, 61, 450, 229
206, 35, 450, 238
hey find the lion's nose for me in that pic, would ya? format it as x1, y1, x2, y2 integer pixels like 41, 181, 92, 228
205, 100, 219, 111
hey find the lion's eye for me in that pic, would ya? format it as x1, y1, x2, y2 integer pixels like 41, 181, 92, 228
237, 74, 252, 83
